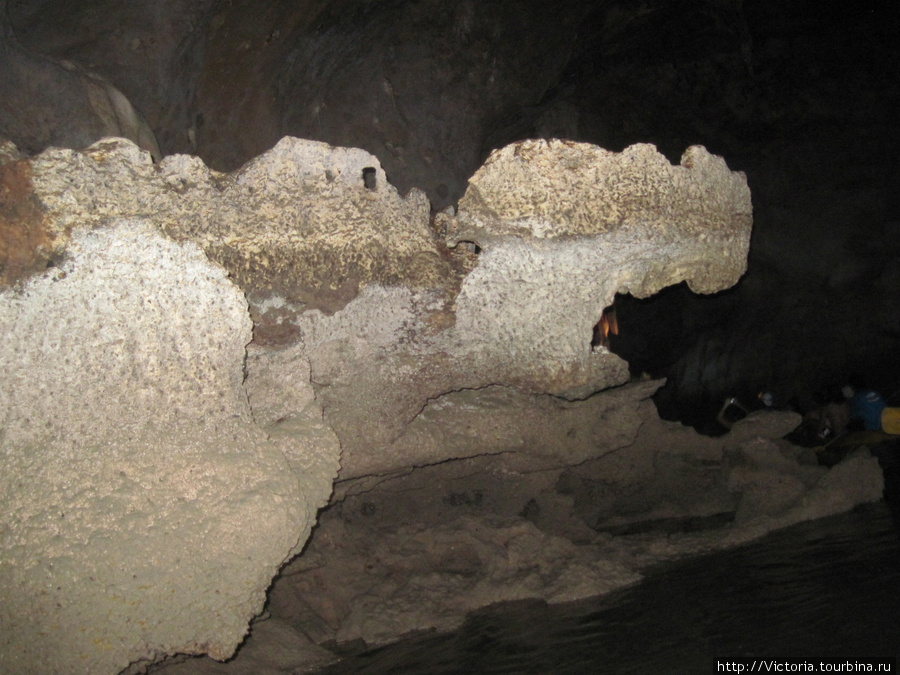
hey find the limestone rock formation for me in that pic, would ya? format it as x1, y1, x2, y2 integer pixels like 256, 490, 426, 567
440, 139, 751, 400
0, 135, 752, 482
7, 0, 899, 429
0, 134, 753, 673
289, 139, 751, 477
0, 201, 338, 669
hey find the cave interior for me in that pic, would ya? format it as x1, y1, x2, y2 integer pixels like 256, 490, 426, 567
2, 0, 900, 671
5, 0, 897, 429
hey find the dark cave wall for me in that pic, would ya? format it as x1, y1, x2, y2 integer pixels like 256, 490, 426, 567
593, 0, 900, 424
8, 0, 590, 207
4, 0, 899, 427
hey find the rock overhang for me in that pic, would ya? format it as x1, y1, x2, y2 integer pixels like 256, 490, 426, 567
0, 133, 753, 478
438, 138, 751, 399
443, 139, 751, 292
0, 133, 751, 673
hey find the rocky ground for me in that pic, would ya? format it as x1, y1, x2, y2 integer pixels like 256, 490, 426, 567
148, 407, 885, 675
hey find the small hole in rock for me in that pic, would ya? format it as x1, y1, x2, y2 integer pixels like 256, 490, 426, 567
362, 167, 377, 190
456, 240, 481, 254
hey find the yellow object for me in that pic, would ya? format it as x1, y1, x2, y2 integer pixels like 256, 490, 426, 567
883, 407, 900, 435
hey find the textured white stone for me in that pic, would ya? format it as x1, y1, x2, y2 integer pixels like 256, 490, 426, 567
25, 136, 447, 304
0, 135, 754, 672
439, 139, 753, 398
3, 136, 753, 480
0, 220, 337, 674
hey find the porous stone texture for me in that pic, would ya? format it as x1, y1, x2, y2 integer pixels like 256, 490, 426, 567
0, 220, 338, 674
0, 135, 753, 673
0, 135, 751, 482
146, 399, 884, 673
440, 140, 751, 400
446, 140, 751, 286
8, 0, 899, 439
298, 140, 752, 475
12, 136, 449, 315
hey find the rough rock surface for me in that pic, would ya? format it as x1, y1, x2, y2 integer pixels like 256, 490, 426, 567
7, 0, 898, 426
0, 135, 752, 482
153, 405, 883, 674
9, 136, 449, 313
0, 135, 750, 673
294, 139, 750, 476
0, 219, 338, 673
440, 139, 751, 400
0, 1, 896, 669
